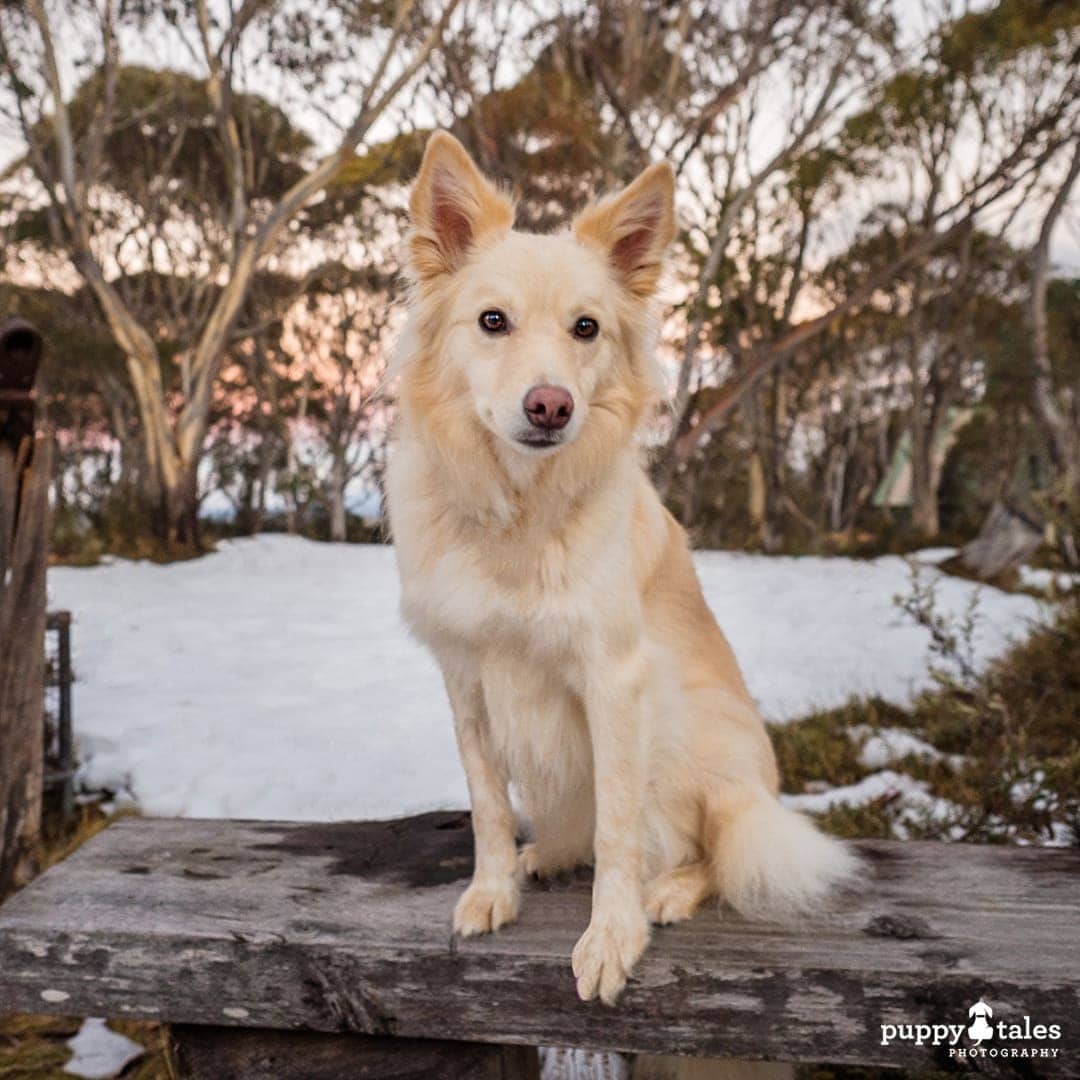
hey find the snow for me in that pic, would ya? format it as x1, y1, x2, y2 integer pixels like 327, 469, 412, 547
783, 769, 934, 813
63, 1019, 143, 1079
1019, 566, 1079, 593
908, 546, 958, 565
852, 725, 964, 770
47, 536, 1046, 822
782, 769, 961, 839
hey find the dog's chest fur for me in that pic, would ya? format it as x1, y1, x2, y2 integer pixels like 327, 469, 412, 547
386, 434, 665, 829
388, 440, 643, 673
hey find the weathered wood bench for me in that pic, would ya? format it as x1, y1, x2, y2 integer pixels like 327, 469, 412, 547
1, 812, 1077, 1077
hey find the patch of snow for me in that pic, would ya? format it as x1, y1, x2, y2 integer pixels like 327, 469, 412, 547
783, 769, 962, 840
1047, 822, 1076, 847
909, 547, 958, 565
852, 725, 963, 770
783, 770, 925, 813
63, 1019, 143, 1080
47, 536, 1045, 821
1019, 566, 1079, 593
692, 549, 1044, 723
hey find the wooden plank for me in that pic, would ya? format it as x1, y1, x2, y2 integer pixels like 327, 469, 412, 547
0, 814, 1078, 1075
171, 1025, 541, 1079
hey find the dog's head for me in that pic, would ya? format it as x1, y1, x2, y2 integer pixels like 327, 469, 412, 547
399, 132, 674, 463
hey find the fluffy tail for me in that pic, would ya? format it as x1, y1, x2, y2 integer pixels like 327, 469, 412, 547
711, 791, 858, 920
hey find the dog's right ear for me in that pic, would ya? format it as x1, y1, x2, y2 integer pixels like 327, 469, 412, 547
408, 131, 514, 284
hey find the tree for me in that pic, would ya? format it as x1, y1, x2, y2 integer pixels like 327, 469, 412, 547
1029, 142, 1080, 541
661, 0, 1080, 487
286, 260, 397, 542
0, 0, 460, 545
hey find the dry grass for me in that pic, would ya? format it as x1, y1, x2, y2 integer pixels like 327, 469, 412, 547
0, 1014, 174, 1080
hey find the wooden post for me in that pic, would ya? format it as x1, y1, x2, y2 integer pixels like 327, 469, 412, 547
0, 318, 50, 898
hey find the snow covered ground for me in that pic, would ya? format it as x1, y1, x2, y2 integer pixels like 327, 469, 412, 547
46, 535, 1046, 822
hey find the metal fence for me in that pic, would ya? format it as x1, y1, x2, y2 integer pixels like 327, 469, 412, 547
44, 610, 74, 818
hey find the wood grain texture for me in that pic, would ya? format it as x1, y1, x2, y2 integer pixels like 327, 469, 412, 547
1, 813, 1077, 1075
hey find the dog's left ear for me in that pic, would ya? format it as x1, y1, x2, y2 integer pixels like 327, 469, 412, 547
408, 131, 514, 284
574, 162, 676, 300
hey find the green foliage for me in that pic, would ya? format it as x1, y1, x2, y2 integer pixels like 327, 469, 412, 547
771, 708, 888, 794
941, 0, 1080, 72
32, 65, 311, 211
51, 486, 210, 566
0, 283, 122, 371
335, 35, 623, 230
1047, 278, 1080, 385
333, 130, 429, 192
939, 278, 1080, 540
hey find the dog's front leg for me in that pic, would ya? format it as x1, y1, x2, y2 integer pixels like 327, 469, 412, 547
572, 640, 650, 1004
442, 667, 521, 937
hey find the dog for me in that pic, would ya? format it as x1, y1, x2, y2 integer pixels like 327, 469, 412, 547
385, 131, 856, 1007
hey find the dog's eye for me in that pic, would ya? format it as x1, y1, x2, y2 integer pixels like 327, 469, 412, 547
573, 316, 599, 341
479, 309, 508, 334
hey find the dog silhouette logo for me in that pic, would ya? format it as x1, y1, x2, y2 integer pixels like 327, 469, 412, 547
967, 1000, 994, 1044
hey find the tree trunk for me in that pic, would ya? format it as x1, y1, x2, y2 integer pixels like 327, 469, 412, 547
1029, 142, 1080, 560
164, 461, 201, 550
328, 455, 347, 543
907, 310, 941, 541
826, 445, 847, 534
744, 386, 784, 552
0, 435, 51, 898
251, 435, 274, 536
910, 434, 940, 540
747, 450, 766, 533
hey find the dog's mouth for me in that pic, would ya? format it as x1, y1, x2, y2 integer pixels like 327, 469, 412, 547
514, 431, 564, 450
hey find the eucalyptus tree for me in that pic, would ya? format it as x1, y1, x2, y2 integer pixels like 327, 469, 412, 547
1027, 143, 1080, 563
0, 0, 460, 545
282, 254, 398, 543
661, 0, 1080, 497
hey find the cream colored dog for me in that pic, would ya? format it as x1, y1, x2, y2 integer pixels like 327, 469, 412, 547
385, 132, 855, 1006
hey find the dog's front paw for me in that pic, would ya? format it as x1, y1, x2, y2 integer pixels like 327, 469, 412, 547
453, 877, 521, 937
571, 907, 649, 1004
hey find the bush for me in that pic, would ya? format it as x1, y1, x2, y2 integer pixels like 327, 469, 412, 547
773, 592, 1080, 846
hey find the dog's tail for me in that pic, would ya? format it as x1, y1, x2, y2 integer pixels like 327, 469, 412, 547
710, 787, 858, 920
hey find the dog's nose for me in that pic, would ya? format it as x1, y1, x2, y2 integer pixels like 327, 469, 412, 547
522, 384, 574, 430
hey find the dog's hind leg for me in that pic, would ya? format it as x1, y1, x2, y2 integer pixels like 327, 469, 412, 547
643, 862, 712, 925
